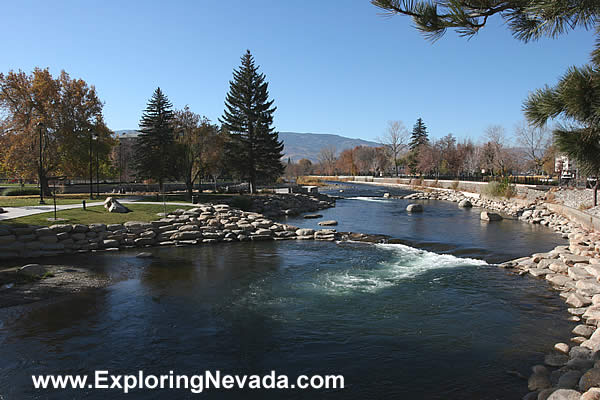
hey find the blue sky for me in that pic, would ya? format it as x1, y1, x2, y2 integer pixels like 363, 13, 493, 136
1, 0, 596, 143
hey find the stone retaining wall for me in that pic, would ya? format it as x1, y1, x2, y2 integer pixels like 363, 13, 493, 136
0, 204, 337, 261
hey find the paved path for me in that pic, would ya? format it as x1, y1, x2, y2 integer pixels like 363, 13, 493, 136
0, 200, 193, 221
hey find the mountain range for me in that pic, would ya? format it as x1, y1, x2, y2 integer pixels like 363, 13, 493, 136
114, 130, 380, 163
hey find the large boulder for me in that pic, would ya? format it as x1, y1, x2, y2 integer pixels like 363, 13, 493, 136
18, 264, 47, 278
318, 220, 338, 226
480, 211, 502, 221
458, 199, 472, 208
580, 368, 600, 392
406, 204, 423, 213
104, 197, 130, 213
0, 207, 5, 213
547, 389, 581, 400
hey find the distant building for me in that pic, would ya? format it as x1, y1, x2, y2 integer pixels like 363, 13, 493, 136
112, 130, 140, 183
555, 154, 577, 180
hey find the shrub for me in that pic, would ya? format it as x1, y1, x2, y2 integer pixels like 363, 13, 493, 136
450, 179, 460, 191
230, 195, 254, 211
297, 176, 324, 186
2, 187, 40, 196
483, 178, 516, 199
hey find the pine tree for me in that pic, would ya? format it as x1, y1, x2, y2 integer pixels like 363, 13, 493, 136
133, 87, 176, 193
524, 46, 600, 206
409, 118, 429, 150
220, 50, 284, 193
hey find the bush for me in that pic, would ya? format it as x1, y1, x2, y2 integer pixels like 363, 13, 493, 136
450, 179, 460, 191
230, 195, 254, 211
483, 178, 516, 199
2, 187, 40, 196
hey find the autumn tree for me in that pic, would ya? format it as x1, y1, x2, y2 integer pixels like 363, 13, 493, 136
0, 68, 111, 194
133, 87, 176, 194
172, 106, 220, 200
317, 145, 337, 176
337, 148, 357, 175
220, 50, 284, 193
379, 120, 409, 176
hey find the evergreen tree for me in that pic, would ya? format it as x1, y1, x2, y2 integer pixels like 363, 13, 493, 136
220, 50, 284, 193
133, 87, 176, 193
409, 118, 429, 150
372, 1, 599, 42
524, 45, 600, 206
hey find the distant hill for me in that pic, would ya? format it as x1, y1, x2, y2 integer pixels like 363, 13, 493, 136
279, 132, 380, 163
113, 130, 380, 163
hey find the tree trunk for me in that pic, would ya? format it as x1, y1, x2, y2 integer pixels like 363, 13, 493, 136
186, 180, 193, 202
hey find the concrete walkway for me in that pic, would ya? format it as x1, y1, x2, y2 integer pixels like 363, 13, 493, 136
0, 200, 193, 221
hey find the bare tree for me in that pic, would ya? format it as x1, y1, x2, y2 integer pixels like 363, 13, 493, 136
378, 120, 409, 176
484, 125, 513, 176
514, 120, 551, 174
317, 145, 337, 176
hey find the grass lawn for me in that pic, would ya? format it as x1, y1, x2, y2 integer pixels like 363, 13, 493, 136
1, 204, 193, 227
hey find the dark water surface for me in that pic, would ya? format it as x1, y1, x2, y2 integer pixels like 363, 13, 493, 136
0, 185, 572, 399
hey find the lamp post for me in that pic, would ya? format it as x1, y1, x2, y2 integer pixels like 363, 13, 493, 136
118, 140, 123, 188
89, 132, 95, 199
36, 122, 46, 204
96, 136, 100, 198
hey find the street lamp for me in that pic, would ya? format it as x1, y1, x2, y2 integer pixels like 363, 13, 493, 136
96, 135, 100, 198
89, 132, 98, 199
118, 140, 122, 188
36, 122, 46, 205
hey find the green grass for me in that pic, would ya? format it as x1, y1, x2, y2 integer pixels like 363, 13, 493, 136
1, 204, 193, 227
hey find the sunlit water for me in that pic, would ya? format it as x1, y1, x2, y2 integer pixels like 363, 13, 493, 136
0, 184, 572, 399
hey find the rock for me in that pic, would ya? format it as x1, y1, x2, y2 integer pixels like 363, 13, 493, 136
383, 192, 390, 198
303, 214, 322, 219
545, 353, 569, 367
550, 261, 570, 273
458, 199, 472, 208
546, 274, 573, 287
529, 372, 552, 391
581, 388, 600, 400
0, 207, 4, 213
104, 197, 130, 213
481, 211, 502, 221
579, 368, 600, 391
18, 264, 47, 278
102, 239, 119, 248
546, 389, 581, 400
557, 370, 582, 389
295, 228, 315, 236
554, 343, 570, 354
567, 293, 593, 308
561, 254, 590, 266
577, 279, 600, 294
566, 358, 595, 370
406, 204, 424, 213
318, 220, 338, 226
573, 325, 596, 338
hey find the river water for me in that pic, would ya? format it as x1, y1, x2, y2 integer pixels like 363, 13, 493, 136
0, 184, 572, 399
